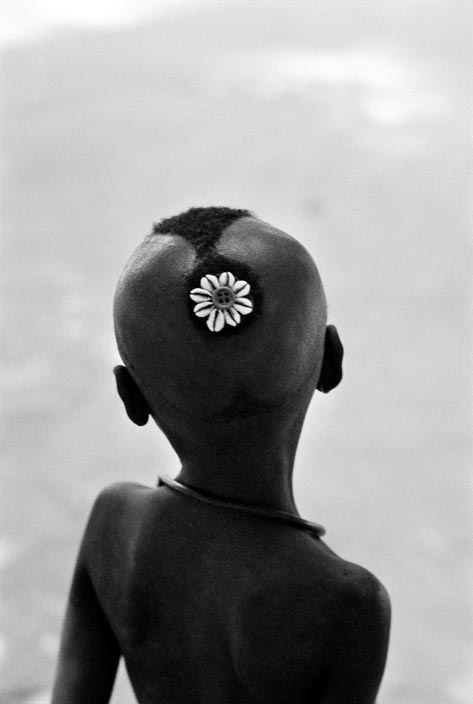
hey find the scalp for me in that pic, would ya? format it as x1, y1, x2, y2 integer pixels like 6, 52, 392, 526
114, 216, 327, 418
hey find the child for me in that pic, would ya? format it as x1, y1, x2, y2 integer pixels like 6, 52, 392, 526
52, 207, 390, 703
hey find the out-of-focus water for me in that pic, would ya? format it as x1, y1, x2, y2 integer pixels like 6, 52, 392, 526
1, 2, 472, 702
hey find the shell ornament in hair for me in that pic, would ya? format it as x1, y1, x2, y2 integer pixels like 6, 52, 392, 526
190, 272, 253, 332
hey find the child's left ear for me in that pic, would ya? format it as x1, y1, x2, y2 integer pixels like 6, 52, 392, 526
113, 365, 150, 426
316, 324, 344, 394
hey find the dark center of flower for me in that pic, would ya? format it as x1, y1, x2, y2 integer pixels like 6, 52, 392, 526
212, 286, 236, 309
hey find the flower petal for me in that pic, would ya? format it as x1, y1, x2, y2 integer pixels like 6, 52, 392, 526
214, 309, 225, 331
228, 307, 241, 325
234, 301, 253, 315
190, 287, 211, 297
234, 282, 250, 298
233, 279, 249, 294
207, 308, 225, 331
224, 309, 238, 326
205, 274, 220, 290
190, 290, 212, 302
234, 297, 253, 309
219, 271, 236, 287
194, 302, 214, 317
200, 277, 215, 292
194, 301, 213, 311
206, 308, 217, 330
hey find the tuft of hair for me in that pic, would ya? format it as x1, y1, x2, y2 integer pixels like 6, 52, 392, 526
152, 206, 252, 258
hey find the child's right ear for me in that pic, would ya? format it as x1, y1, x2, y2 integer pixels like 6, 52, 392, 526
113, 365, 150, 426
316, 325, 344, 394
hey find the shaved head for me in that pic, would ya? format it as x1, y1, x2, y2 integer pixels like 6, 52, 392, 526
114, 210, 327, 423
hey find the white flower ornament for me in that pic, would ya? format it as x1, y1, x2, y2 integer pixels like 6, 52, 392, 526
190, 272, 254, 332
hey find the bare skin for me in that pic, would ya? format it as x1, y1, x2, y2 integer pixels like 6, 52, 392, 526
52, 363, 390, 704
52, 215, 391, 703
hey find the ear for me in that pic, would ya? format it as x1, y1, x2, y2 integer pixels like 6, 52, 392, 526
113, 365, 150, 426
316, 324, 344, 394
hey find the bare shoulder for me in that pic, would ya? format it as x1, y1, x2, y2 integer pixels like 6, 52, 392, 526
80, 481, 152, 565
335, 558, 391, 614
316, 548, 391, 636
90, 480, 149, 511
310, 553, 391, 701
87, 481, 150, 524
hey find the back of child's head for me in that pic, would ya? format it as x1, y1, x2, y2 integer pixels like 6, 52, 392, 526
113, 207, 327, 422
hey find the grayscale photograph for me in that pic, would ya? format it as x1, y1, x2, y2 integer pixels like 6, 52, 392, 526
1, 1, 471, 703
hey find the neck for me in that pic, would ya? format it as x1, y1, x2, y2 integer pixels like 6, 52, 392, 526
172, 409, 306, 515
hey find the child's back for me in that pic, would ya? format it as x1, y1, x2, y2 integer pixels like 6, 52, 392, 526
80, 481, 389, 704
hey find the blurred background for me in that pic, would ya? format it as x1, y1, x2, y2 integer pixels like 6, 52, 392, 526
1, 0, 472, 702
